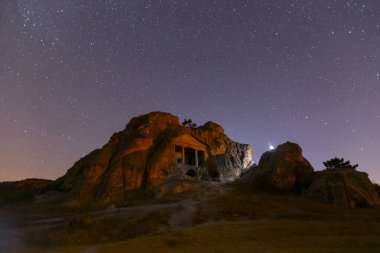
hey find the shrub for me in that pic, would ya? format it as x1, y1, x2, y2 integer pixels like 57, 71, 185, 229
322, 157, 358, 171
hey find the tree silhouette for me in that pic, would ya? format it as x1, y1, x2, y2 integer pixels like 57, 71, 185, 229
182, 118, 197, 128
323, 157, 358, 171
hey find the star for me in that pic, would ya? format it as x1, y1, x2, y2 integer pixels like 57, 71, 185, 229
0, 0, 379, 184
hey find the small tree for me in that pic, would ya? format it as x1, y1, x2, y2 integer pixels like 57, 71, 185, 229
323, 157, 358, 171
182, 118, 197, 128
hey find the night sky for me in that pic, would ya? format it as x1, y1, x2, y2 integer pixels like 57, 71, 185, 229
0, 1, 379, 183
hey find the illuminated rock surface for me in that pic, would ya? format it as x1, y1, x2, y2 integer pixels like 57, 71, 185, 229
54, 112, 253, 202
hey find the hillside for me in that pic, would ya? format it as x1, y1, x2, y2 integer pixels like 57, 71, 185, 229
0, 179, 52, 205
1, 112, 380, 252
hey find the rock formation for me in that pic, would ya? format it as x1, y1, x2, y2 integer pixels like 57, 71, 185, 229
206, 142, 253, 182
54, 112, 253, 202
241, 141, 380, 207
245, 142, 314, 193
305, 168, 380, 208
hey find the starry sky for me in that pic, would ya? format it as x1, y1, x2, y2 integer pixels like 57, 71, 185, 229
0, 1, 379, 183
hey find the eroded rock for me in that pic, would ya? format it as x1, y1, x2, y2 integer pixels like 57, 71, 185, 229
54, 112, 254, 202
305, 168, 380, 207
247, 142, 314, 193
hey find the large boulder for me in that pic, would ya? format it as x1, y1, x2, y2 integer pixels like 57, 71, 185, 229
54, 112, 254, 202
305, 168, 380, 208
248, 142, 314, 193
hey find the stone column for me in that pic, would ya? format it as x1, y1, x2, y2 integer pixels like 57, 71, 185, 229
195, 150, 199, 167
182, 146, 185, 164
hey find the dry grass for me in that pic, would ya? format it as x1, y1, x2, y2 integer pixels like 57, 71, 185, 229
4, 189, 380, 253
24, 208, 172, 247
27, 217, 380, 253
193, 190, 353, 224
193, 194, 257, 223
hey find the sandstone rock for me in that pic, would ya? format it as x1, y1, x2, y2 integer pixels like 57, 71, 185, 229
54, 112, 254, 202
305, 168, 380, 207
247, 142, 314, 193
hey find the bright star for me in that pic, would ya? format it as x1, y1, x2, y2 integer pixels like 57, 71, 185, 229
269, 144, 275, 150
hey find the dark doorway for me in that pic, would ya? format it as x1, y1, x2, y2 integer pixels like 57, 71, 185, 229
186, 169, 196, 177
198, 150, 205, 167
184, 148, 196, 166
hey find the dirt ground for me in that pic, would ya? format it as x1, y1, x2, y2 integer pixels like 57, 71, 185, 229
1, 185, 380, 253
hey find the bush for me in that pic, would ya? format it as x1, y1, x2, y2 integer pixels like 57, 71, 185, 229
181, 118, 197, 128
322, 157, 358, 171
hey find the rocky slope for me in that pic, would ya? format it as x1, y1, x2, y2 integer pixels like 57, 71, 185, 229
305, 168, 380, 208
54, 112, 253, 202
241, 142, 380, 207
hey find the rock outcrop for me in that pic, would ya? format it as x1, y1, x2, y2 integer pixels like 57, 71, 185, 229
305, 168, 380, 208
246, 142, 314, 193
54, 112, 253, 202
240, 141, 380, 207
0, 179, 52, 205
